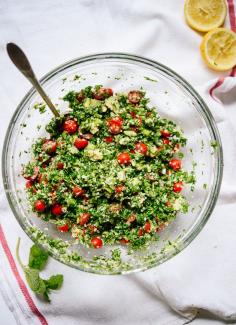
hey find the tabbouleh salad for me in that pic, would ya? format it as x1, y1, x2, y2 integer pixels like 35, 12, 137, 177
23, 86, 195, 249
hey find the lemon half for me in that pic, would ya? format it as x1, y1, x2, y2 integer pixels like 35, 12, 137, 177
184, 0, 227, 32
200, 28, 236, 71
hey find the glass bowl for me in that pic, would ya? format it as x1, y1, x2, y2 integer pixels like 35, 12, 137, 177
2, 53, 223, 274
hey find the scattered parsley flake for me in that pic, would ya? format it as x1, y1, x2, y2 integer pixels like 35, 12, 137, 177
144, 76, 158, 83
34, 103, 46, 114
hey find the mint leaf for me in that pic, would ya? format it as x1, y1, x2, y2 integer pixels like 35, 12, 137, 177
28, 244, 48, 270
24, 268, 41, 291
44, 274, 63, 290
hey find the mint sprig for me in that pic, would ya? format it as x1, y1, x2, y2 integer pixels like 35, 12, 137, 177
16, 238, 63, 302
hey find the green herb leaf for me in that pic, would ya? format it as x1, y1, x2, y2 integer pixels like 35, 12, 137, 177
28, 245, 48, 270
44, 274, 63, 290
24, 267, 42, 291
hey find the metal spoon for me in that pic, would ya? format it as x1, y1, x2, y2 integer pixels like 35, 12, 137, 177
6, 43, 60, 118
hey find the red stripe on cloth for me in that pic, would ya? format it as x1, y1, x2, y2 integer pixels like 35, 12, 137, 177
0, 225, 48, 325
209, 0, 236, 99
209, 76, 225, 101
227, 0, 236, 32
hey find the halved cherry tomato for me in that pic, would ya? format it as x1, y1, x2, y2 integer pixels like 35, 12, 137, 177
108, 117, 123, 135
94, 87, 113, 100
51, 203, 63, 216
79, 213, 91, 226
173, 181, 183, 193
117, 152, 131, 165
120, 238, 129, 244
169, 159, 182, 171
26, 180, 33, 189
57, 162, 64, 170
104, 136, 113, 143
34, 200, 46, 212
135, 142, 148, 155
42, 140, 57, 154
91, 237, 103, 248
63, 119, 78, 134
74, 138, 88, 149
73, 186, 85, 197
144, 221, 151, 233
57, 224, 69, 232
138, 228, 144, 237
160, 129, 171, 138
128, 90, 143, 104
115, 185, 125, 194
162, 138, 170, 145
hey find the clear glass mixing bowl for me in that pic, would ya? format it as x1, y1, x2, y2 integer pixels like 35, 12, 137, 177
2, 53, 223, 274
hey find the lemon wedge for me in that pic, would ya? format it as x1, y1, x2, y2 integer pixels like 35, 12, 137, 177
184, 0, 227, 32
200, 28, 236, 71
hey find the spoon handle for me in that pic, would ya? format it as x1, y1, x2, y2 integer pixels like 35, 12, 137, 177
6, 43, 60, 118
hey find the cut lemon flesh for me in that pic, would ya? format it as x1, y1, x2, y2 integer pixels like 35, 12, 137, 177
200, 28, 236, 71
184, 0, 227, 32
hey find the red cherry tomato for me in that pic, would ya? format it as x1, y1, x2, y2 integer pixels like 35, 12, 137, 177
57, 224, 69, 232
104, 136, 114, 143
108, 123, 122, 134
117, 152, 131, 165
42, 140, 57, 154
94, 87, 113, 100
74, 138, 88, 149
79, 213, 91, 226
73, 186, 85, 197
120, 238, 129, 244
173, 181, 183, 193
128, 90, 143, 104
26, 180, 33, 189
135, 142, 148, 155
138, 228, 144, 237
34, 200, 46, 212
63, 119, 78, 134
51, 203, 63, 216
91, 237, 103, 248
162, 138, 170, 145
115, 185, 125, 194
108, 117, 123, 135
57, 162, 64, 170
169, 159, 182, 171
144, 221, 151, 233
160, 129, 171, 138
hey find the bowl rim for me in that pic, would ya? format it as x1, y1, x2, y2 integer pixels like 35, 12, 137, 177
2, 52, 223, 274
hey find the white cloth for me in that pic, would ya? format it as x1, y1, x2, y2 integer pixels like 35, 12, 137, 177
0, 1, 236, 324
